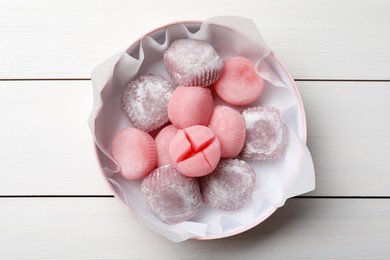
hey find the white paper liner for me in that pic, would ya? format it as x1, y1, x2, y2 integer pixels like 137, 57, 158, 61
88, 16, 315, 242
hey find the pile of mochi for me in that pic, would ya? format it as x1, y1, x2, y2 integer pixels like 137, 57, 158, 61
111, 39, 288, 224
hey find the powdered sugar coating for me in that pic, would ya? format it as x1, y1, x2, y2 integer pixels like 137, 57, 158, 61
199, 159, 256, 211
241, 107, 288, 160
141, 165, 202, 224
121, 74, 174, 132
164, 39, 223, 86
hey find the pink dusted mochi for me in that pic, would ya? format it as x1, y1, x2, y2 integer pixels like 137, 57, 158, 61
241, 107, 288, 160
155, 124, 179, 167
169, 125, 221, 177
121, 74, 175, 132
199, 159, 256, 211
213, 56, 265, 106
111, 128, 157, 180
168, 86, 214, 129
208, 105, 246, 158
164, 39, 223, 86
141, 165, 202, 224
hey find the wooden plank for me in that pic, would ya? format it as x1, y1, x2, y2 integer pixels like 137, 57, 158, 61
299, 81, 390, 196
0, 80, 110, 195
0, 198, 388, 258
0, 80, 389, 196
0, 0, 389, 80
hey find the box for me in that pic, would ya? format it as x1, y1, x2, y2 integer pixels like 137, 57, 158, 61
89, 16, 315, 242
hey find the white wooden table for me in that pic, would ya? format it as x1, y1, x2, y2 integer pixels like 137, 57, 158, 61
1, 0, 389, 258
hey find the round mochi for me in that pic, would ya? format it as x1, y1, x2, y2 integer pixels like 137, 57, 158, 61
168, 86, 214, 129
213, 56, 265, 106
164, 39, 224, 86
241, 106, 288, 160
111, 128, 157, 180
208, 105, 246, 158
155, 124, 179, 167
199, 159, 256, 211
169, 125, 221, 177
121, 74, 175, 132
141, 165, 202, 224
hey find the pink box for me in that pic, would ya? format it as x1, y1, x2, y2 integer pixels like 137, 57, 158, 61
89, 16, 315, 242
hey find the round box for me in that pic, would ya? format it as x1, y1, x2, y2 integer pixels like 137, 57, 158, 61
90, 17, 312, 242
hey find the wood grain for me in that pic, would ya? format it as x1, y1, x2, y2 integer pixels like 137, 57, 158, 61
0, 0, 389, 80
0, 198, 388, 259
299, 81, 390, 196
1, 1, 390, 258
0, 80, 110, 195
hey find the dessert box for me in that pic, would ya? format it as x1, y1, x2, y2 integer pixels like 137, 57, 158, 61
89, 16, 315, 242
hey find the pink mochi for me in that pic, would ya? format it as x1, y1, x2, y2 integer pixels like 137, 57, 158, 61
141, 165, 202, 224
168, 86, 214, 129
121, 74, 175, 132
241, 106, 288, 160
111, 128, 157, 180
213, 56, 265, 106
199, 159, 256, 211
164, 39, 224, 86
208, 105, 246, 158
155, 124, 179, 167
169, 125, 221, 177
